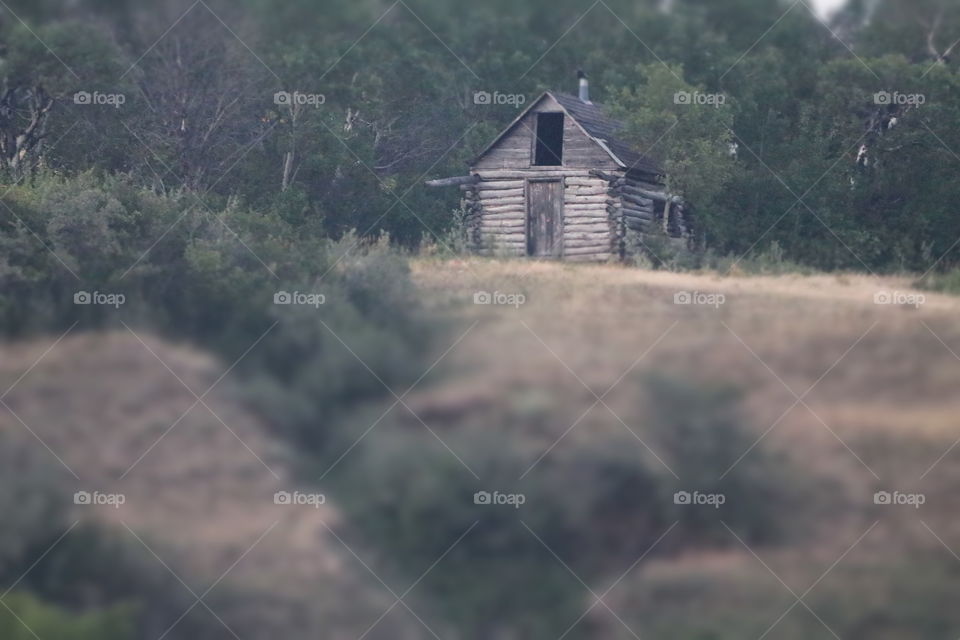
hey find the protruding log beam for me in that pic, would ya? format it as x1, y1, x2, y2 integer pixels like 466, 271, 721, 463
426, 175, 481, 187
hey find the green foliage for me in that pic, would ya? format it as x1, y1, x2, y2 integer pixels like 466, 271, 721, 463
0, 592, 135, 640
0, 433, 66, 575
0, 0, 957, 270
0, 173, 433, 451
338, 373, 800, 638
643, 373, 806, 545
338, 433, 586, 640
0, 430, 227, 640
916, 267, 960, 295
610, 63, 737, 212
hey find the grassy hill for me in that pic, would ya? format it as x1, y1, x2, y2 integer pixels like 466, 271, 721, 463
4, 257, 960, 639
399, 258, 960, 639
0, 332, 417, 640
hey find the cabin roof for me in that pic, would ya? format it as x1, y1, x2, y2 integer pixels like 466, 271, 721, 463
471, 91, 663, 175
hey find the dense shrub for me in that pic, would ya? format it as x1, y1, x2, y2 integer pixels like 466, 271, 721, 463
337, 433, 586, 640
0, 173, 434, 450
917, 268, 960, 295
0, 592, 135, 640
644, 373, 811, 545
0, 431, 224, 639
0, 433, 66, 576
336, 374, 801, 639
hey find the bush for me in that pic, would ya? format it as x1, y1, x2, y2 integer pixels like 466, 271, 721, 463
337, 433, 586, 640
0, 432, 66, 576
0, 592, 135, 640
703, 241, 816, 276
917, 268, 960, 295
0, 431, 221, 639
334, 372, 810, 639
0, 173, 435, 452
643, 373, 809, 545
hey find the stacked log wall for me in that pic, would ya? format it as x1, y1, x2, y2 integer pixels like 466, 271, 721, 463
467, 177, 527, 256
591, 169, 669, 260
465, 168, 678, 263
562, 173, 615, 262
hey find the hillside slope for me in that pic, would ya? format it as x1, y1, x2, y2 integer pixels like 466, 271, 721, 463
0, 331, 416, 640
402, 258, 960, 638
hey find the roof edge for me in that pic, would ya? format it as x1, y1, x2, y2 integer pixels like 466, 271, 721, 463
470, 91, 629, 169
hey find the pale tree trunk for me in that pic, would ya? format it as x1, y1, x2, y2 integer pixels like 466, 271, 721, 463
0, 85, 54, 182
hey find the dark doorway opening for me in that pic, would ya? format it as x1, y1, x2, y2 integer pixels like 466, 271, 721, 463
533, 113, 564, 166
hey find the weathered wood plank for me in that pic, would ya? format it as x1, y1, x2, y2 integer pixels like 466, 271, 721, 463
564, 223, 610, 233
426, 175, 479, 187
476, 180, 525, 190
621, 193, 655, 209
479, 169, 590, 179
528, 179, 563, 258
565, 194, 607, 203
564, 232, 610, 242
564, 178, 607, 187
622, 206, 654, 219
478, 192, 524, 203
481, 204, 526, 215
480, 227, 526, 235
565, 187, 607, 196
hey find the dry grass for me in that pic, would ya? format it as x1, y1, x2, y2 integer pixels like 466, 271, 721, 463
410, 258, 960, 465
0, 332, 407, 640
417, 254, 960, 486
408, 257, 960, 637
3, 258, 959, 638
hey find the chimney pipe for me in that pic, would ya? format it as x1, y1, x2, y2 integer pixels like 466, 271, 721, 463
577, 70, 590, 104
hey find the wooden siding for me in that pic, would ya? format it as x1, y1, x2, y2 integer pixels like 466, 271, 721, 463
474, 95, 621, 171
466, 169, 615, 262
561, 173, 614, 261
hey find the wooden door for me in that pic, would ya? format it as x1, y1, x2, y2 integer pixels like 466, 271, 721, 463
527, 179, 563, 258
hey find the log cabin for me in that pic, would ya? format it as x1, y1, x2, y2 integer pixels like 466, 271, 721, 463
427, 72, 689, 262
